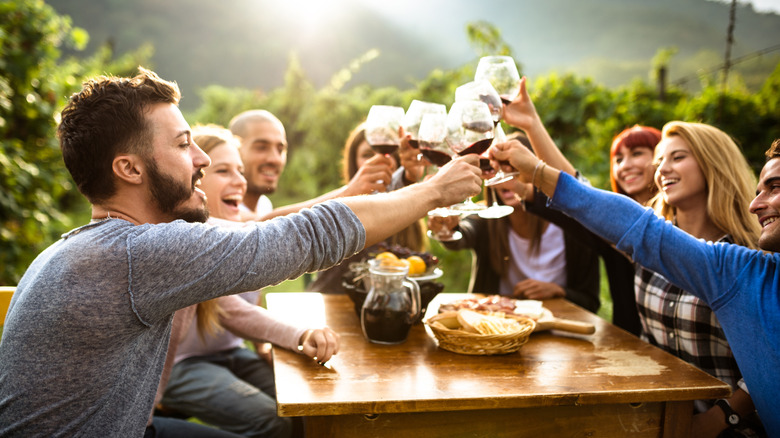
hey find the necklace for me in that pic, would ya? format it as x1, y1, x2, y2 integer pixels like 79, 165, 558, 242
90, 211, 115, 224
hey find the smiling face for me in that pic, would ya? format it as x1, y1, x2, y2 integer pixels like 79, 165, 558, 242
750, 158, 780, 251
201, 142, 247, 221
654, 136, 708, 212
144, 103, 210, 222
238, 120, 287, 196
612, 145, 655, 202
493, 178, 529, 208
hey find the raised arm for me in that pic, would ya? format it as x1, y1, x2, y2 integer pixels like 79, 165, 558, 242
341, 155, 482, 247
248, 154, 397, 221
501, 77, 577, 176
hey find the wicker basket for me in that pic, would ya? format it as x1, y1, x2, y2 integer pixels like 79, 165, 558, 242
425, 311, 536, 355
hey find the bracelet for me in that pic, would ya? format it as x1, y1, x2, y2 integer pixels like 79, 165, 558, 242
531, 160, 546, 187
297, 329, 314, 352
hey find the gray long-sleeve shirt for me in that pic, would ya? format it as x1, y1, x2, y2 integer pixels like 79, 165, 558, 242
0, 201, 364, 437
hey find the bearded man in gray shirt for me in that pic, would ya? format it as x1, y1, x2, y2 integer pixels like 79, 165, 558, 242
0, 67, 482, 437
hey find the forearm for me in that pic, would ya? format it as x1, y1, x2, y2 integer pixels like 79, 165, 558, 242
342, 157, 482, 247
218, 295, 306, 352
524, 118, 577, 176
258, 187, 347, 221
341, 184, 440, 247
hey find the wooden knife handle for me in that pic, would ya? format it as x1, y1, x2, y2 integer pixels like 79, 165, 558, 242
550, 318, 596, 335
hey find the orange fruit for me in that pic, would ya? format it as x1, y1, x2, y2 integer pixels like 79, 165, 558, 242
405, 256, 426, 276
375, 251, 398, 262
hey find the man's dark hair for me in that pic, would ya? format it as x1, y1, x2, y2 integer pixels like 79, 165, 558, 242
57, 67, 181, 203
766, 139, 780, 161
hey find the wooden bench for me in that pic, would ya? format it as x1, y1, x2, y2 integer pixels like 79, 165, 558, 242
0, 286, 15, 324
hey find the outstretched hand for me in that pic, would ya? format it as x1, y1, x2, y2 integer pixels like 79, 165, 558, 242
424, 155, 483, 207
489, 140, 538, 178
298, 327, 340, 364
343, 154, 396, 196
501, 77, 540, 131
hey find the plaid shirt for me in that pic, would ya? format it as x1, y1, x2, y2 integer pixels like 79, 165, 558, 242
634, 236, 741, 409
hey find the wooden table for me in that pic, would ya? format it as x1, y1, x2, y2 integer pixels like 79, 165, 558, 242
267, 292, 730, 437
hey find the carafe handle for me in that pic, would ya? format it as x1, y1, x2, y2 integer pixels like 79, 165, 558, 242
403, 277, 421, 320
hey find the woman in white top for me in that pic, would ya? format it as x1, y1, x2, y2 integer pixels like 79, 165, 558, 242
441, 157, 601, 313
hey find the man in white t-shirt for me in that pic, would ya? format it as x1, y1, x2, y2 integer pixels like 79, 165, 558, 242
229, 110, 395, 221
229, 110, 286, 218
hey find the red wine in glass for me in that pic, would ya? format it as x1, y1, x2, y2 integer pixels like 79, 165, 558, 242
479, 93, 502, 124
456, 138, 493, 156
371, 144, 399, 155
407, 139, 420, 149
478, 157, 493, 172
419, 148, 452, 167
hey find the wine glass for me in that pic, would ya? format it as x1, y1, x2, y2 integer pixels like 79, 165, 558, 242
417, 113, 454, 167
402, 100, 446, 150
446, 101, 494, 213
365, 105, 405, 156
474, 56, 521, 104
426, 208, 462, 241
484, 123, 522, 186
454, 80, 502, 126
478, 187, 514, 219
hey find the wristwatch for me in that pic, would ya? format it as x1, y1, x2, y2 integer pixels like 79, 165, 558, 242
715, 399, 740, 427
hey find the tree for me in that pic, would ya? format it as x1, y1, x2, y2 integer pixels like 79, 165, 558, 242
0, 0, 151, 284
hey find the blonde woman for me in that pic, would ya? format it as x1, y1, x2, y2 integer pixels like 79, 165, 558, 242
159, 125, 340, 438
638, 122, 764, 435
495, 116, 767, 435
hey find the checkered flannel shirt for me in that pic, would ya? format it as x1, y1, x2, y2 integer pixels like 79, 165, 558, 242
634, 236, 741, 402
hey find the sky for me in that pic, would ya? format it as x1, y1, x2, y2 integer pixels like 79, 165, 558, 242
749, 0, 780, 12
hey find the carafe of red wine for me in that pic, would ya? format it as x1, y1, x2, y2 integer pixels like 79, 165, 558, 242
361, 259, 421, 345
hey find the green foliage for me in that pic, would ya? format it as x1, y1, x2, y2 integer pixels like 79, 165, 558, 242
4, 6, 780, 299
0, 0, 151, 284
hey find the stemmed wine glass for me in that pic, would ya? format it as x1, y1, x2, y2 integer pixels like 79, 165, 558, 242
365, 105, 405, 156
417, 113, 454, 167
474, 56, 523, 187
478, 187, 514, 219
454, 80, 502, 126
474, 56, 521, 105
402, 100, 447, 150
445, 101, 494, 213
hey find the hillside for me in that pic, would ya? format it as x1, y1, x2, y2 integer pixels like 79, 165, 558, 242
47, 0, 780, 109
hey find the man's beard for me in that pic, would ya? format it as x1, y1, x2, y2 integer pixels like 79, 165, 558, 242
146, 159, 209, 223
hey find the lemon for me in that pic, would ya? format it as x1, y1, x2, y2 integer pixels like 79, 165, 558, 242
406, 256, 427, 276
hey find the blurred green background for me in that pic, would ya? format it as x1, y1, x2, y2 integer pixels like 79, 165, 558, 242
3, 0, 780, 323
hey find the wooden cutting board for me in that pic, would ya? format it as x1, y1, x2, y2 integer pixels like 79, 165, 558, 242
531, 307, 595, 334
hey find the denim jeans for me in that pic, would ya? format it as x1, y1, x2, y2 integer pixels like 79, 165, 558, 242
145, 417, 244, 438
160, 347, 292, 438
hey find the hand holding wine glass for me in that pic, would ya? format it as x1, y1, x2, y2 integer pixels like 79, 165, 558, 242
445, 101, 494, 212
500, 76, 540, 132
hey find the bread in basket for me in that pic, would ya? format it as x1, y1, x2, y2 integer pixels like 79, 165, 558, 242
425, 309, 535, 355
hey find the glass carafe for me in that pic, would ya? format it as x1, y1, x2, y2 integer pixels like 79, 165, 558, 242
361, 260, 421, 344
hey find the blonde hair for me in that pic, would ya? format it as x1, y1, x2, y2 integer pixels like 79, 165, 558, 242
652, 121, 760, 249
188, 124, 239, 341
192, 124, 240, 155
